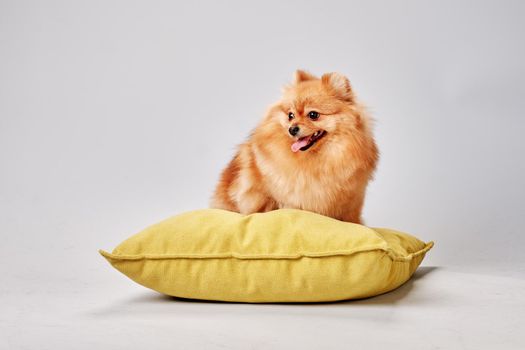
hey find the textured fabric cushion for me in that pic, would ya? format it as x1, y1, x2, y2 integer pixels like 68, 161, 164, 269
100, 209, 433, 303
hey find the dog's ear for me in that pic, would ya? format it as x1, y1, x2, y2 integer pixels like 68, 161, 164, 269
294, 70, 317, 84
321, 72, 354, 103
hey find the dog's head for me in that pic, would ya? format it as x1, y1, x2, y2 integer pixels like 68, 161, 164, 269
272, 70, 363, 153
252, 70, 377, 172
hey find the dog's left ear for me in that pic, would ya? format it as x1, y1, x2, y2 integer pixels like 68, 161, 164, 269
321, 72, 354, 103
294, 70, 317, 84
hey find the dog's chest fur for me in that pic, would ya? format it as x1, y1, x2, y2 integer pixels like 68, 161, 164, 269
252, 145, 354, 214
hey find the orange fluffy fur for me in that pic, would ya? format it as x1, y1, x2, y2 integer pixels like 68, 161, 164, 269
211, 70, 379, 224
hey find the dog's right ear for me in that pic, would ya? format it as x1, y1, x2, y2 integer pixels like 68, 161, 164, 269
321, 72, 354, 103
294, 70, 317, 84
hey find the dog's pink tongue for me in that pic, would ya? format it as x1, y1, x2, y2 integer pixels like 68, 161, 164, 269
291, 138, 309, 152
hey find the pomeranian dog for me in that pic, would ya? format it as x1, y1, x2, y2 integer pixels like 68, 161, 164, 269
211, 70, 378, 224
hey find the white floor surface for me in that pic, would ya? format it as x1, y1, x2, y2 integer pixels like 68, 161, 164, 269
2, 264, 524, 350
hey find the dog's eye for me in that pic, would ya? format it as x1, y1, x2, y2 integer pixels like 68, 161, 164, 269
308, 111, 319, 120
288, 112, 295, 120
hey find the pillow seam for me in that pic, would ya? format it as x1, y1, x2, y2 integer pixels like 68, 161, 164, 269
99, 241, 433, 262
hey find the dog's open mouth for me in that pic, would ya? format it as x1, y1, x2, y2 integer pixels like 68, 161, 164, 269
291, 130, 326, 152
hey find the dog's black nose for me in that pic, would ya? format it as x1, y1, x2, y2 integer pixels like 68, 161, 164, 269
289, 125, 300, 136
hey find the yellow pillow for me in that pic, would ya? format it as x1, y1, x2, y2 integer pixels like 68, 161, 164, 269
100, 209, 433, 303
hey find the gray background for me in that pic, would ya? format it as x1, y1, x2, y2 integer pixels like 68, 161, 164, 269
1, 1, 524, 349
